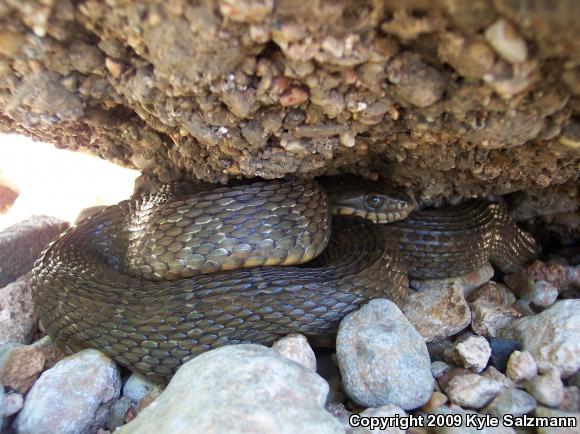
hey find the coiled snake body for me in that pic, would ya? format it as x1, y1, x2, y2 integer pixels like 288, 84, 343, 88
32, 178, 537, 383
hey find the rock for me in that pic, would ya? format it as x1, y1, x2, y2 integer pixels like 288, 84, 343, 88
0, 216, 69, 287
325, 402, 351, 429
446, 374, 506, 409
428, 406, 515, 434
410, 264, 494, 297
487, 337, 522, 373
506, 351, 537, 382
467, 282, 515, 305
349, 404, 407, 434
437, 368, 473, 392
560, 386, 580, 412
431, 361, 451, 378
122, 373, 163, 405
422, 392, 449, 413
535, 407, 580, 434
272, 333, 317, 371
444, 336, 491, 373
483, 388, 537, 417
470, 301, 521, 337
30, 336, 67, 369
502, 300, 580, 377
427, 340, 454, 360
0, 344, 45, 394
2, 390, 24, 417
106, 397, 134, 432
15, 349, 121, 434
531, 280, 559, 308
525, 370, 565, 408
0, 277, 36, 345
503, 272, 534, 300
482, 366, 516, 389
526, 260, 580, 293
336, 299, 432, 410
116, 345, 342, 434
484, 19, 528, 64
402, 283, 471, 342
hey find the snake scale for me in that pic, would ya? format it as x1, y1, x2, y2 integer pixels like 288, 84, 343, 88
32, 178, 537, 383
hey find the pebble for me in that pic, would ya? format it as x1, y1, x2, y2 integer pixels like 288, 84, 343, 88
466, 282, 515, 305
506, 350, 537, 382
410, 264, 494, 297
421, 392, 448, 413
402, 283, 471, 342
444, 336, 491, 373
560, 386, 580, 412
487, 337, 522, 373
431, 361, 451, 378
503, 272, 534, 300
106, 397, 133, 432
437, 368, 472, 392
483, 388, 537, 417
15, 349, 121, 434
2, 390, 24, 417
531, 280, 559, 308
0, 344, 45, 394
350, 404, 407, 434
527, 260, 580, 292
502, 300, 580, 377
0, 216, 69, 287
122, 373, 163, 405
0, 278, 36, 345
484, 19, 528, 64
525, 370, 565, 407
446, 374, 506, 409
336, 299, 432, 410
535, 407, 580, 434
470, 301, 521, 337
117, 344, 343, 434
272, 333, 317, 371
482, 366, 515, 389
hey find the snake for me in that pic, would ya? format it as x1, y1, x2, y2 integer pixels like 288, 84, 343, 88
31, 177, 537, 383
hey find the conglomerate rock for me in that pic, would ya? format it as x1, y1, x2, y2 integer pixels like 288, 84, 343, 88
0, 0, 579, 233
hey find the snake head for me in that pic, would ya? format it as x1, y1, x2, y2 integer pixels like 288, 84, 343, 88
322, 176, 416, 223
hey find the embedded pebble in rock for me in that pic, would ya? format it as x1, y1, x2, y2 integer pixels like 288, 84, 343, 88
272, 334, 317, 371
0, 345, 45, 394
484, 19, 528, 64
483, 388, 537, 417
470, 301, 521, 337
467, 282, 515, 305
560, 386, 580, 412
0, 216, 69, 287
421, 392, 448, 413
444, 336, 491, 373
525, 370, 565, 408
30, 336, 66, 369
506, 351, 537, 383
402, 283, 471, 342
336, 299, 432, 410
431, 361, 451, 379
106, 397, 134, 432
122, 373, 164, 405
349, 404, 407, 434
487, 338, 522, 373
2, 391, 24, 417
117, 345, 343, 434
428, 406, 515, 434
15, 349, 121, 434
531, 280, 559, 308
446, 374, 506, 409
0, 278, 36, 345
410, 264, 494, 297
482, 366, 516, 389
502, 300, 580, 377
535, 407, 580, 434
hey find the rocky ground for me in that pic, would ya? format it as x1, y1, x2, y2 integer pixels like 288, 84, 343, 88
0, 0, 579, 239
0, 204, 579, 433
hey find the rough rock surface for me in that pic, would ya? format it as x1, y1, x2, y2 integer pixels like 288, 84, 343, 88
0, 1, 578, 235
272, 333, 317, 371
446, 373, 506, 409
15, 349, 121, 434
0, 277, 36, 345
444, 336, 491, 373
116, 344, 343, 434
502, 300, 580, 377
336, 299, 432, 410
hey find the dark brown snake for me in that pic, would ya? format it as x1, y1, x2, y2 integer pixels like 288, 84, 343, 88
32, 178, 537, 383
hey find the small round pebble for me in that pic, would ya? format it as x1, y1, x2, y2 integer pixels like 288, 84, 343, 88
350, 404, 407, 434
272, 333, 317, 371
446, 374, 506, 409
506, 351, 537, 382
431, 361, 451, 378
483, 388, 537, 417
106, 397, 134, 432
487, 337, 522, 373
470, 301, 521, 337
444, 336, 491, 373
525, 370, 564, 407
531, 280, 559, 308
0, 344, 45, 394
122, 373, 163, 405
336, 299, 432, 410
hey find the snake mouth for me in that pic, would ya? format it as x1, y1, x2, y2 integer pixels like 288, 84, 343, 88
331, 205, 413, 223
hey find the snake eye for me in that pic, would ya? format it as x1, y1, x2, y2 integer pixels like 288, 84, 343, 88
366, 195, 383, 208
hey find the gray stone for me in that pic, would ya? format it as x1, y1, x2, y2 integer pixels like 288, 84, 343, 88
410, 263, 494, 296
483, 388, 537, 417
560, 386, 580, 412
531, 280, 559, 308
432, 361, 451, 378
502, 300, 580, 378
525, 370, 565, 408
444, 336, 491, 373
482, 366, 516, 389
506, 351, 537, 382
122, 373, 163, 405
15, 349, 121, 434
2, 391, 23, 417
106, 397, 133, 432
116, 345, 343, 434
402, 283, 471, 342
446, 374, 506, 409
0, 277, 36, 345
272, 333, 317, 371
336, 299, 432, 410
